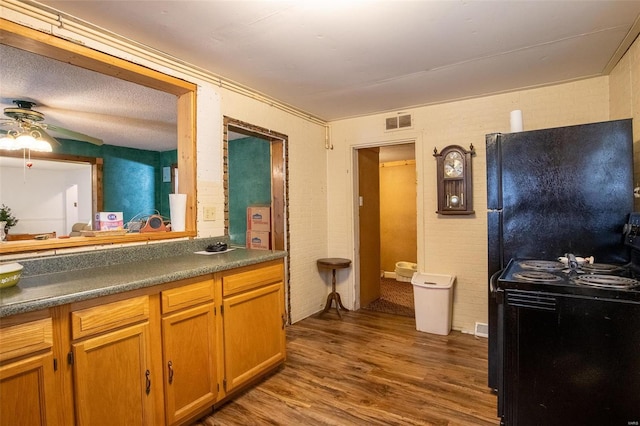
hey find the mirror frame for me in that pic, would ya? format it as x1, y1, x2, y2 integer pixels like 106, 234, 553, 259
0, 18, 197, 254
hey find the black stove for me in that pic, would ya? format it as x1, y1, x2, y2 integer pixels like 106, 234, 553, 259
498, 258, 640, 301
494, 213, 640, 425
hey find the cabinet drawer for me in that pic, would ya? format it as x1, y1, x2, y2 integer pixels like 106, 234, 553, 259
161, 278, 214, 314
222, 261, 284, 297
71, 295, 149, 340
0, 318, 53, 363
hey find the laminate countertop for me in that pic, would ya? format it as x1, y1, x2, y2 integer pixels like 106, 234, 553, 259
0, 248, 286, 318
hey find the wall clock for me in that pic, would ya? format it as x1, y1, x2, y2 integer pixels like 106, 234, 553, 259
433, 144, 475, 215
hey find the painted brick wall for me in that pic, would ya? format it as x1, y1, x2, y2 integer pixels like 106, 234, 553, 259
328, 76, 613, 334
609, 35, 640, 210
218, 89, 329, 323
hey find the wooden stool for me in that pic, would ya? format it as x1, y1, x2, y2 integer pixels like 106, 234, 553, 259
317, 258, 351, 318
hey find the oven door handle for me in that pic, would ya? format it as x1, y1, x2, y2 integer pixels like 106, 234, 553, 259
490, 270, 502, 293
490, 270, 504, 304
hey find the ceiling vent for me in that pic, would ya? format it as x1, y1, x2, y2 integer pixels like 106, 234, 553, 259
385, 113, 412, 131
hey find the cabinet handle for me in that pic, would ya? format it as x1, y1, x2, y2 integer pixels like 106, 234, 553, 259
168, 361, 174, 384
145, 370, 151, 395
281, 314, 286, 330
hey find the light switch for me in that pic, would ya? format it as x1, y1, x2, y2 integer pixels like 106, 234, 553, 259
204, 206, 216, 221
162, 166, 171, 183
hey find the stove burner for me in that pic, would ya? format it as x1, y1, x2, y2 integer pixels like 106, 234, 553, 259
513, 271, 563, 283
580, 263, 624, 274
572, 274, 640, 289
518, 260, 565, 272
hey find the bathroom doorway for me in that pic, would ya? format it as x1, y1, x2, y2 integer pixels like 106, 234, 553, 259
356, 142, 417, 315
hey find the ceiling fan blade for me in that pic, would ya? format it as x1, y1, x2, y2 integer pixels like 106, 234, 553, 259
43, 124, 104, 146
32, 125, 62, 147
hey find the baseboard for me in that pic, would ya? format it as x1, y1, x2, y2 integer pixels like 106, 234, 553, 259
383, 271, 396, 279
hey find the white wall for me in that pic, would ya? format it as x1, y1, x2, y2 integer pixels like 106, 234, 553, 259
329, 77, 611, 333
0, 162, 92, 235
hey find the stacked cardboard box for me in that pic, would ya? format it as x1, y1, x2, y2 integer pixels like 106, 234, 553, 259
246, 205, 271, 250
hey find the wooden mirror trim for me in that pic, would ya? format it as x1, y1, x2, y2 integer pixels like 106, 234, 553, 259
0, 19, 197, 254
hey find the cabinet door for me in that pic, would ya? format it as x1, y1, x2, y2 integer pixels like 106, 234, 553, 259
162, 303, 217, 425
0, 352, 58, 426
222, 281, 285, 392
73, 323, 154, 426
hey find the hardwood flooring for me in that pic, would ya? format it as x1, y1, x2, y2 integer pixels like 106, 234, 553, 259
193, 309, 500, 426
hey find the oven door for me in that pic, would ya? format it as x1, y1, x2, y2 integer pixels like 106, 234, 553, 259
503, 290, 640, 425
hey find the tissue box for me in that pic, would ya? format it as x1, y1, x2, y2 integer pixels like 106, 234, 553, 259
95, 212, 124, 230
247, 206, 271, 231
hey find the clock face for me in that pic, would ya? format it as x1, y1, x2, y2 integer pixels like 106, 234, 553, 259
444, 151, 463, 177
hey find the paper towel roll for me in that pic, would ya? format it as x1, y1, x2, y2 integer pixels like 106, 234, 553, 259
510, 110, 523, 132
169, 194, 187, 232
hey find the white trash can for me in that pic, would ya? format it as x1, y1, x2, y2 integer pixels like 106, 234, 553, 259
411, 273, 455, 335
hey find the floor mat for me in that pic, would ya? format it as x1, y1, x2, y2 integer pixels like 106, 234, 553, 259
364, 277, 415, 317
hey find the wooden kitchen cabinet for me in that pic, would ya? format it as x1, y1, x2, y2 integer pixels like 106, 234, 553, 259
161, 278, 217, 425
220, 260, 286, 394
0, 315, 59, 426
0, 257, 285, 425
71, 296, 157, 426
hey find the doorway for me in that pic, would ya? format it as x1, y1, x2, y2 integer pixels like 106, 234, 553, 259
356, 142, 417, 314
224, 117, 290, 320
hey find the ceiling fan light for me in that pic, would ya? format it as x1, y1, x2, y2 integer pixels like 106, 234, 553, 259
15, 133, 37, 149
0, 135, 18, 150
33, 139, 53, 152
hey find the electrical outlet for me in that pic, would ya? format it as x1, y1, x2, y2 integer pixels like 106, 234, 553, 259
203, 206, 216, 221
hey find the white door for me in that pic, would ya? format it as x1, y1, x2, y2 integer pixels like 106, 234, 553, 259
66, 184, 78, 234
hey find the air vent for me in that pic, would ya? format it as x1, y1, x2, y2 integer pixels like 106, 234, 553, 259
385, 113, 412, 131
475, 322, 488, 338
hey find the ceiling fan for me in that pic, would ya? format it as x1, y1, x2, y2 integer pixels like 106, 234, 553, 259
1, 100, 104, 147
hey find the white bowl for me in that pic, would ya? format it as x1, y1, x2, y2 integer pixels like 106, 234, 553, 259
0, 263, 23, 289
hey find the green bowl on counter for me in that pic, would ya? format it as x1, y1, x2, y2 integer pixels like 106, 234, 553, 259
0, 263, 23, 289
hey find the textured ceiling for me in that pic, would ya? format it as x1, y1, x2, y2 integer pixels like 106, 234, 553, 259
1, 0, 639, 151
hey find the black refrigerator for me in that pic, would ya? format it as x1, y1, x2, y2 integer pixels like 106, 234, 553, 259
486, 118, 634, 391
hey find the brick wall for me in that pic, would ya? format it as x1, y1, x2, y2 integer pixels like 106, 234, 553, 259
329, 76, 615, 334
609, 35, 640, 210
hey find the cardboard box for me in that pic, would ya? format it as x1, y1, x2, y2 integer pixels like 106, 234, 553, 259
247, 205, 271, 231
94, 212, 124, 231
246, 231, 271, 250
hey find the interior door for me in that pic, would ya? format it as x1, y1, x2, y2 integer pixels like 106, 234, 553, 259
358, 147, 381, 307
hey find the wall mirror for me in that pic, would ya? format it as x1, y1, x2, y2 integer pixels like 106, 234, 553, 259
0, 19, 196, 254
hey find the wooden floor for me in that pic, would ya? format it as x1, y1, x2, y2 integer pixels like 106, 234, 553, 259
193, 309, 500, 426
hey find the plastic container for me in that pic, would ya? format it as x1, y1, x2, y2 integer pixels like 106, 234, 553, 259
410, 272, 455, 335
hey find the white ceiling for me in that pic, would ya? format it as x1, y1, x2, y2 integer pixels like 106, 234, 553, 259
1, 0, 639, 151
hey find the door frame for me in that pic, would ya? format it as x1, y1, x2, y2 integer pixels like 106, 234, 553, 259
351, 136, 423, 310
223, 117, 290, 322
